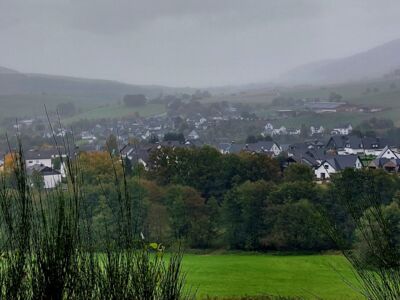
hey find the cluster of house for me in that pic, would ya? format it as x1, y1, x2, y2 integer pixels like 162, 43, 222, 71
287, 135, 400, 180
2, 133, 399, 189
120, 134, 400, 182
275, 100, 382, 116
262, 123, 353, 137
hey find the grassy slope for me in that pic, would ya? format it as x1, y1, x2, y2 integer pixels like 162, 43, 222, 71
0, 94, 165, 124
0, 93, 116, 123
183, 254, 360, 299
64, 103, 166, 122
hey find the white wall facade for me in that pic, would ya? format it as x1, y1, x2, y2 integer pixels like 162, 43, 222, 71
315, 162, 336, 180
43, 174, 62, 189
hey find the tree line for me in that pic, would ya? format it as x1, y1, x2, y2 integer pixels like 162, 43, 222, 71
75, 146, 400, 255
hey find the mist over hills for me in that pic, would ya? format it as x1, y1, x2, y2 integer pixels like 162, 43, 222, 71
0, 68, 194, 100
281, 38, 400, 85
1, 37, 400, 100
0, 66, 19, 74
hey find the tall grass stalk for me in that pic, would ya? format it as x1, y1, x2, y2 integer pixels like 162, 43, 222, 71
323, 174, 400, 300
0, 128, 192, 299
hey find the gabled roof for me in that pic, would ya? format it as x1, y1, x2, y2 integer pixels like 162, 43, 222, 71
346, 136, 363, 149
120, 143, 157, 163
376, 145, 399, 159
326, 135, 395, 150
223, 141, 279, 154
24, 149, 61, 160
327, 135, 347, 149
322, 155, 361, 171
246, 141, 278, 153
289, 151, 319, 167
27, 164, 61, 176
370, 157, 400, 168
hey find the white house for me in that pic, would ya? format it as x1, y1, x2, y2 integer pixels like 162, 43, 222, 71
25, 149, 67, 177
81, 131, 97, 141
310, 125, 324, 135
331, 124, 353, 136
326, 135, 394, 156
27, 165, 62, 189
376, 146, 399, 160
369, 146, 400, 173
288, 128, 301, 135
315, 155, 363, 180
187, 130, 200, 140
272, 126, 287, 136
265, 123, 274, 131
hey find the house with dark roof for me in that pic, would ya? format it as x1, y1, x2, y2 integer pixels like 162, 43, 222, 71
287, 147, 337, 169
24, 148, 67, 177
220, 141, 281, 156
326, 135, 395, 156
368, 146, 400, 173
27, 164, 62, 189
120, 143, 155, 168
315, 155, 363, 180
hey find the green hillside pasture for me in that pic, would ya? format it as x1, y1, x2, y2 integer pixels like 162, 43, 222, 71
281, 79, 400, 104
203, 91, 277, 104
183, 253, 361, 299
261, 108, 400, 129
65, 103, 166, 122
0, 94, 99, 122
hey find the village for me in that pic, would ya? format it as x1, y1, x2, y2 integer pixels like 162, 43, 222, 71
2, 119, 399, 189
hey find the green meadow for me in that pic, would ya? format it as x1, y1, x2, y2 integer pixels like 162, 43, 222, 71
182, 253, 361, 299
64, 103, 166, 122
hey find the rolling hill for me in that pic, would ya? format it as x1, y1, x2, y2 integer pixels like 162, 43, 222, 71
0, 68, 189, 99
0, 66, 19, 74
282, 38, 400, 84
0, 67, 195, 123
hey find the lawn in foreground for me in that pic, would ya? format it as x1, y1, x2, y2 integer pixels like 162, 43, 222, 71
182, 253, 361, 299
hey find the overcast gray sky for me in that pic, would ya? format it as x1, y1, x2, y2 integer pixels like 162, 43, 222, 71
1, 0, 400, 87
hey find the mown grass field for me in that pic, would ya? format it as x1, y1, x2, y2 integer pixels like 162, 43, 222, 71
182, 253, 361, 299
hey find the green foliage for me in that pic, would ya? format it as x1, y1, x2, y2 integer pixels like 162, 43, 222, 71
52, 156, 62, 170
283, 163, 314, 182
265, 199, 330, 250
164, 185, 211, 248
353, 201, 400, 269
163, 132, 185, 143
31, 170, 45, 190
222, 181, 273, 250
325, 168, 400, 299
148, 146, 280, 200
0, 139, 192, 300
105, 134, 119, 155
